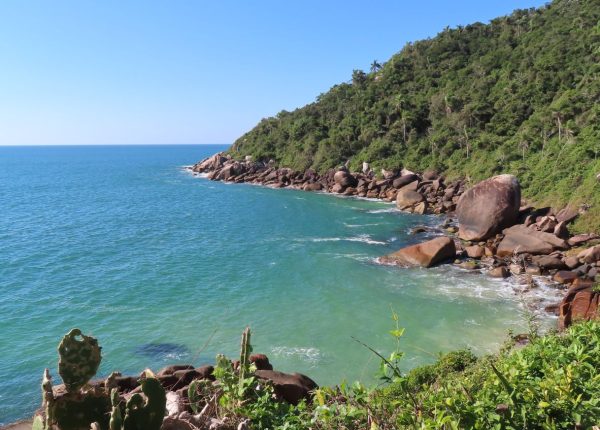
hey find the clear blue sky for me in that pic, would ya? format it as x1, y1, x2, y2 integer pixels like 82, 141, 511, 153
0, 0, 547, 145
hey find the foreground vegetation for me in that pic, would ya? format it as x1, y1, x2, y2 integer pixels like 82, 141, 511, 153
32, 319, 600, 429
232, 320, 600, 430
230, 0, 600, 232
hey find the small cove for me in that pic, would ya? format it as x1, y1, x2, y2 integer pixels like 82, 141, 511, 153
0, 144, 555, 424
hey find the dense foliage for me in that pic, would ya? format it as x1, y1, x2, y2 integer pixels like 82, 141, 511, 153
230, 0, 600, 231
234, 321, 600, 429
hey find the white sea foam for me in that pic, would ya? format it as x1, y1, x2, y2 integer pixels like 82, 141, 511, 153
270, 346, 322, 364
319, 252, 373, 262
305, 234, 386, 245
366, 208, 398, 214
343, 222, 384, 228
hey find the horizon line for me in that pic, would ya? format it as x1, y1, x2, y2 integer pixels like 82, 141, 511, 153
0, 142, 232, 147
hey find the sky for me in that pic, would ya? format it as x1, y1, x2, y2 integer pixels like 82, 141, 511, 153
0, 0, 548, 146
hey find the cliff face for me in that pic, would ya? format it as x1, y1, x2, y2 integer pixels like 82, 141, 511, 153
230, 0, 600, 232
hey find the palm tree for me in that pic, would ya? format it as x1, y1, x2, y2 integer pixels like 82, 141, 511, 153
370, 60, 382, 73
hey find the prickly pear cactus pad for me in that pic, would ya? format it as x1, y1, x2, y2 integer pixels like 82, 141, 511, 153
58, 329, 102, 392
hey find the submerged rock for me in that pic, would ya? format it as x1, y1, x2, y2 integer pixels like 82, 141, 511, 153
135, 343, 190, 360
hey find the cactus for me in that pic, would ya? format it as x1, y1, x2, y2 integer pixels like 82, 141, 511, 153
109, 388, 122, 430
239, 327, 252, 385
58, 329, 101, 392
122, 373, 166, 430
41, 368, 54, 429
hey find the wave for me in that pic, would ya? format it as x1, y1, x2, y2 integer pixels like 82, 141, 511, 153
270, 346, 323, 364
343, 222, 384, 228
303, 234, 387, 245
366, 208, 398, 214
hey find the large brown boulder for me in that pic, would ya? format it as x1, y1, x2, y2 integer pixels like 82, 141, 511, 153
457, 175, 521, 241
333, 170, 358, 188
558, 279, 600, 329
496, 224, 568, 257
255, 370, 318, 405
396, 188, 425, 211
392, 174, 419, 188
379, 236, 456, 268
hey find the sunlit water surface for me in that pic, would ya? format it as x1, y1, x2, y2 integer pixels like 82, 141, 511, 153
0, 145, 557, 423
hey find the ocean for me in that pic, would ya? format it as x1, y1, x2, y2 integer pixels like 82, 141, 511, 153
0, 144, 557, 423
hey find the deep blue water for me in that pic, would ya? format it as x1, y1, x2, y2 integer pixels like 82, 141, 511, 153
0, 144, 547, 423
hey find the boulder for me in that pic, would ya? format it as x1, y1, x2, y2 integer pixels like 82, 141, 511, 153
333, 170, 358, 188
250, 354, 273, 371
568, 233, 599, 247
412, 201, 428, 214
553, 271, 578, 284
564, 256, 580, 269
255, 370, 317, 405
489, 266, 510, 278
496, 224, 568, 257
157, 364, 195, 377
556, 207, 579, 224
465, 245, 485, 259
379, 237, 456, 268
553, 221, 569, 239
531, 255, 566, 270
303, 182, 323, 191
578, 245, 600, 264
558, 279, 600, 329
456, 175, 521, 241
423, 170, 439, 180
396, 189, 424, 210
392, 174, 419, 188
331, 183, 345, 193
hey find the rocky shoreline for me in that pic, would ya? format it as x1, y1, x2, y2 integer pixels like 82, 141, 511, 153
188, 152, 600, 329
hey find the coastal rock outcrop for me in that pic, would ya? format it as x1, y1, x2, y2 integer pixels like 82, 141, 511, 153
379, 236, 456, 268
558, 279, 600, 329
456, 174, 521, 241
189, 153, 467, 215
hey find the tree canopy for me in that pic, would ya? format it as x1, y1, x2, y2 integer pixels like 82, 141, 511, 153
230, 0, 600, 231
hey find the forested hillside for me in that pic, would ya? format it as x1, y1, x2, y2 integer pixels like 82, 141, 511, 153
230, 0, 600, 231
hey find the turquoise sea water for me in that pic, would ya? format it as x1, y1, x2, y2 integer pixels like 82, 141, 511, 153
0, 145, 554, 423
